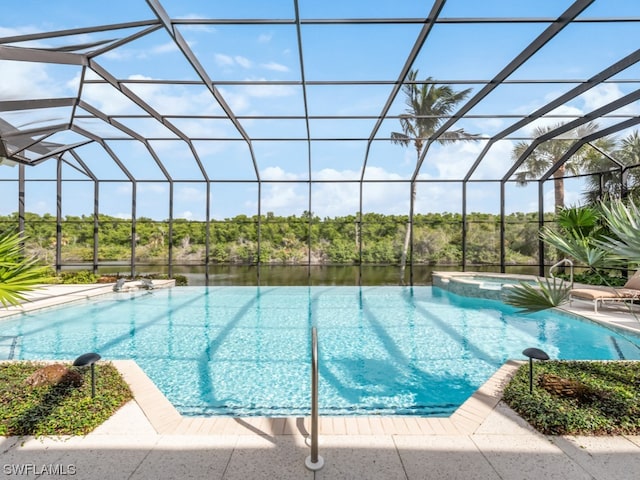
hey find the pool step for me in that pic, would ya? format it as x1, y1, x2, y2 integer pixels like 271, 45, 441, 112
0, 335, 20, 360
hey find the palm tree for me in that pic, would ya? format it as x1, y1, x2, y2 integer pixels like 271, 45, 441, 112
0, 230, 47, 307
391, 69, 478, 283
580, 131, 640, 204
511, 122, 604, 212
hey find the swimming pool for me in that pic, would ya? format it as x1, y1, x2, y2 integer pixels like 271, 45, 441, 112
2, 286, 640, 417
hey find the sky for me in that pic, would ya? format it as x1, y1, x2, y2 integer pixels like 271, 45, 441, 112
0, 0, 639, 221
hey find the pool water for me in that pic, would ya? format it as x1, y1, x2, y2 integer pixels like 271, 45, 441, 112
2, 286, 640, 417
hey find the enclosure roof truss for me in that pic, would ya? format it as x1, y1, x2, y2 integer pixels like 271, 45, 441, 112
0, 0, 639, 186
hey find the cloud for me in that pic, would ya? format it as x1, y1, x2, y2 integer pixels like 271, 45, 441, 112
214, 53, 235, 67
241, 82, 297, 98
176, 186, 207, 202
261, 166, 299, 180
425, 139, 517, 181
103, 38, 196, 61
251, 165, 412, 217
260, 183, 307, 213
138, 183, 167, 194
214, 53, 252, 69
174, 15, 216, 33
258, 33, 272, 44
29, 200, 52, 215
517, 104, 583, 137
151, 41, 179, 54
0, 60, 61, 100
582, 83, 639, 116
234, 56, 252, 69
0, 26, 39, 37
261, 61, 289, 72
513, 84, 639, 139
77, 72, 222, 119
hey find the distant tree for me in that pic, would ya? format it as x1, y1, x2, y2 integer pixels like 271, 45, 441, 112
582, 130, 640, 203
511, 122, 606, 212
391, 69, 478, 283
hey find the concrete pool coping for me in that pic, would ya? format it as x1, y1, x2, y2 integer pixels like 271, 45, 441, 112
110, 358, 521, 436
0, 279, 175, 319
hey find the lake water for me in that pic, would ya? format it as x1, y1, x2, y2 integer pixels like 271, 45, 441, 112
93, 264, 540, 286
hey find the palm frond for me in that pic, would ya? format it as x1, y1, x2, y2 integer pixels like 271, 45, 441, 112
504, 277, 571, 314
0, 230, 47, 308
555, 206, 600, 237
540, 227, 610, 268
596, 199, 640, 264
392, 69, 477, 154
0, 230, 24, 266
390, 131, 411, 146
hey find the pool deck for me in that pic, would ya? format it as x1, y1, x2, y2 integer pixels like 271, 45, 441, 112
1, 282, 640, 479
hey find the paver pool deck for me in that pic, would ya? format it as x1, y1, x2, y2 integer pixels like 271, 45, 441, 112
1, 282, 640, 479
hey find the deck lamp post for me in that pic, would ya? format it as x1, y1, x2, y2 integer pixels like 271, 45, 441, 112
73, 352, 101, 398
522, 348, 549, 394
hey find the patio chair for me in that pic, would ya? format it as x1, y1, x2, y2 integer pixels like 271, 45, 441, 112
570, 271, 640, 313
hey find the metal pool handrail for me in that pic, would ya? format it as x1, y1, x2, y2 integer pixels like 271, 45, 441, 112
305, 326, 324, 471
549, 258, 574, 287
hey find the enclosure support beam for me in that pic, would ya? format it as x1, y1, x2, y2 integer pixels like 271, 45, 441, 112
18, 164, 25, 238
538, 181, 545, 277
499, 182, 505, 274
93, 181, 99, 275
409, 181, 415, 286
621, 169, 629, 199
56, 158, 62, 275
462, 182, 467, 272
205, 181, 211, 285
168, 181, 174, 279
257, 182, 262, 286
131, 182, 137, 279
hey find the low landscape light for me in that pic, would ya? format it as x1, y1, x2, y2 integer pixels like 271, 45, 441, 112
73, 352, 101, 398
522, 347, 549, 394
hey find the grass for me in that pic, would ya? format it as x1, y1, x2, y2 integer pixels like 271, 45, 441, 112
0, 361, 133, 436
502, 360, 640, 435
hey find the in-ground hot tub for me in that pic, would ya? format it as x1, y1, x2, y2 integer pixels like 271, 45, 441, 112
432, 271, 538, 301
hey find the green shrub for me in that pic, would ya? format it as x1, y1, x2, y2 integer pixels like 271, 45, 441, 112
0, 362, 132, 436
173, 274, 188, 286
59, 270, 98, 284
556, 270, 627, 287
503, 361, 640, 435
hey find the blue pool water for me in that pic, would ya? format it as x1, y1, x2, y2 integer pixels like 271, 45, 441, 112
2, 286, 640, 417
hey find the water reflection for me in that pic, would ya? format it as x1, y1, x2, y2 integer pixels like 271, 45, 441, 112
95, 264, 540, 286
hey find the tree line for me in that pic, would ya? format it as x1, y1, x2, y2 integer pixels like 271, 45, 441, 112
0, 211, 553, 266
